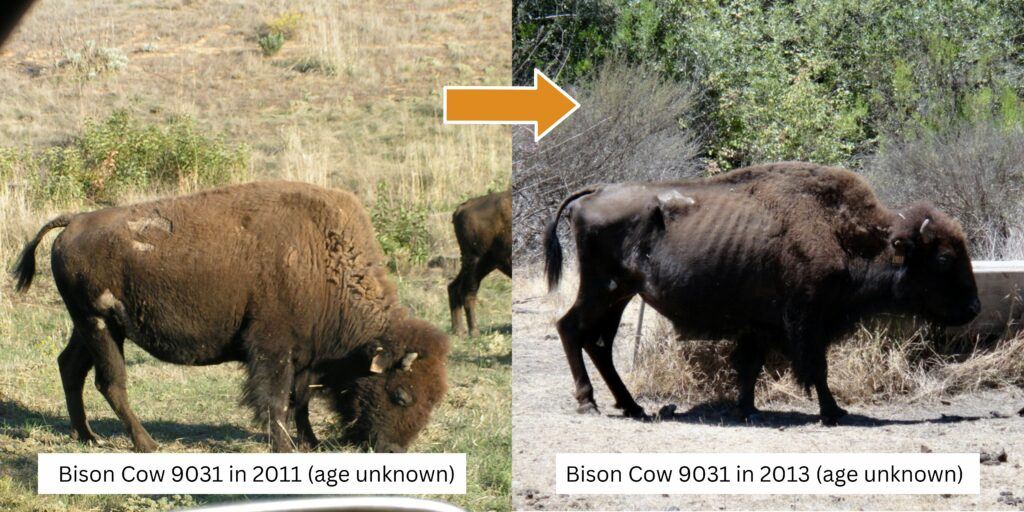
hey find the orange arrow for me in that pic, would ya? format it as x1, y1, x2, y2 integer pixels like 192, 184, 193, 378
444, 69, 580, 142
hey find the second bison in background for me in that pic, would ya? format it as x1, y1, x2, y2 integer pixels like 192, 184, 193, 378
449, 189, 512, 336
13, 181, 449, 452
545, 162, 980, 424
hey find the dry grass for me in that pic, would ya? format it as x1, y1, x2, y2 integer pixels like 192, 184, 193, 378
1, 0, 511, 510
629, 311, 1024, 409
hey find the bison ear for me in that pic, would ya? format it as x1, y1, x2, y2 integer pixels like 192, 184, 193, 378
891, 237, 914, 266
400, 352, 418, 371
369, 347, 386, 374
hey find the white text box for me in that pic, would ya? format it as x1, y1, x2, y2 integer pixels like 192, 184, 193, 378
556, 453, 979, 494
38, 453, 466, 495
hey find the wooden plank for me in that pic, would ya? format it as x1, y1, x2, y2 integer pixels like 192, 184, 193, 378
956, 260, 1024, 337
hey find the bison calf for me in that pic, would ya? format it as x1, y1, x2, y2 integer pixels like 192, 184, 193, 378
13, 181, 448, 452
545, 162, 980, 424
448, 189, 511, 336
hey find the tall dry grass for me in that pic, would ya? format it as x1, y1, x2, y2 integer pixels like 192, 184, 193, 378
628, 310, 1024, 407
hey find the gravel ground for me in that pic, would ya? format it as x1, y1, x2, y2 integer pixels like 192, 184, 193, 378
512, 274, 1024, 511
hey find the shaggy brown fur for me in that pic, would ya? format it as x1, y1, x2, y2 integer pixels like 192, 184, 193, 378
12, 181, 449, 452
448, 189, 511, 336
545, 162, 980, 424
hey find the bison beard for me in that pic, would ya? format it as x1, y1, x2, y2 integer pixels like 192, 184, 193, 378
448, 189, 512, 336
545, 162, 980, 424
12, 181, 448, 452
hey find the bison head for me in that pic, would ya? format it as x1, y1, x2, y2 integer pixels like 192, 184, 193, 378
330, 315, 449, 453
889, 202, 980, 326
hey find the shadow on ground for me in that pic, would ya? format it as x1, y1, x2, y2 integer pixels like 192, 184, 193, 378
0, 399, 256, 445
600, 399, 994, 428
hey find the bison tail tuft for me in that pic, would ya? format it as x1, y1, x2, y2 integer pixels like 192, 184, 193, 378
12, 214, 73, 292
544, 185, 602, 292
543, 217, 563, 291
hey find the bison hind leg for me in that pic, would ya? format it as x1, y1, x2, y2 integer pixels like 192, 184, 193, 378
447, 272, 466, 336
84, 317, 158, 452
58, 329, 100, 444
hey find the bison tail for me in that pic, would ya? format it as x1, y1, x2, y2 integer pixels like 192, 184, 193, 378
543, 217, 563, 291
544, 185, 601, 292
12, 214, 74, 292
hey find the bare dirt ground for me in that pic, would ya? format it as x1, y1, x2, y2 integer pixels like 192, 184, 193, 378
512, 272, 1024, 511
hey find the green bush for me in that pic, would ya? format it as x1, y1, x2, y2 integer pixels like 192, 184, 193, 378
28, 109, 248, 205
370, 181, 432, 270
58, 40, 129, 77
257, 11, 303, 56
258, 32, 285, 56
515, 0, 1024, 169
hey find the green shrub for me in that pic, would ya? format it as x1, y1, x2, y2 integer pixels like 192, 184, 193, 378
29, 109, 248, 205
257, 10, 303, 56
57, 40, 129, 77
371, 181, 432, 270
258, 32, 285, 56
517, 0, 1024, 169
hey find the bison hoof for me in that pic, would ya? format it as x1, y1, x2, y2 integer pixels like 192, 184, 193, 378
72, 431, 102, 445
133, 440, 159, 453
624, 408, 651, 422
820, 407, 848, 426
730, 406, 761, 422
657, 404, 677, 420
577, 402, 600, 415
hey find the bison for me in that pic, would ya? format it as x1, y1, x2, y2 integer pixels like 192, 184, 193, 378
448, 189, 511, 336
13, 181, 449, 452
544, 162, 980, 424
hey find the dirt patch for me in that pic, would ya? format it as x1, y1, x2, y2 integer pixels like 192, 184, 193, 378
512, 273, 1024, 510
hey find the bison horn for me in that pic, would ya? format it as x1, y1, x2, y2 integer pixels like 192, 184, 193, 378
400, 352, 418, 371
369, 346, 385, 374
920, 218, 930, 233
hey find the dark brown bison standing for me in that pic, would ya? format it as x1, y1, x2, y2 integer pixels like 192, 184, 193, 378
13, 181, 449, 452
448, 189, 511, 336
544, 162, 980, 424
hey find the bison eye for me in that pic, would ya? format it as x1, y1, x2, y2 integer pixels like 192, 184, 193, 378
391, 388, 414, 407
936, 253, 953, 270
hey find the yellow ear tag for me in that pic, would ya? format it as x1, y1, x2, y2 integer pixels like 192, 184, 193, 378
369, 347, 385, 374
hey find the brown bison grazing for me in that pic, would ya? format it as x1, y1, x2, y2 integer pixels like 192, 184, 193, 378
544, 162, 980, 424
448, 189, 511, 336
13, 181, 449, 452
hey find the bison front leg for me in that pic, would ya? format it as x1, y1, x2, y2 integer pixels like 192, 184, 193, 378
730, 334, 767, 420
810, 355, 847, 425
58, 328, 100, 444
244, 351, 296, 452
785, 309, 847, 425
291, 370, 319, 451
84, 317, 159, 452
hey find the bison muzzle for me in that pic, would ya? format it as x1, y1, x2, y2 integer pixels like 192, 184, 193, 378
12, 181, 449, 452
544, 162, 980, 424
